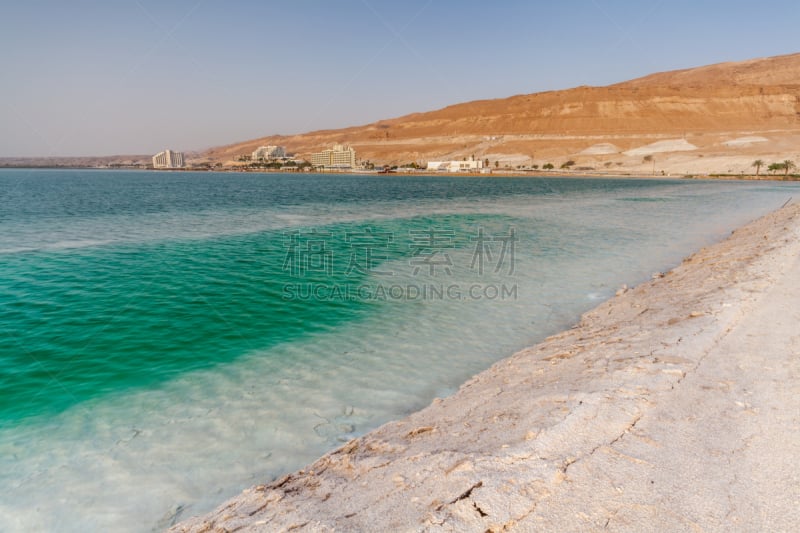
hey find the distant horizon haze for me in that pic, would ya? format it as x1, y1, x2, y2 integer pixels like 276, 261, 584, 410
1, 0, 799, 157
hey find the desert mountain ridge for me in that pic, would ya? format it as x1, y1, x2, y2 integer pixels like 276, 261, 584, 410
205, 53, 800, 175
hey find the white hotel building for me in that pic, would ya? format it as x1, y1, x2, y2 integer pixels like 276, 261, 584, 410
310, 144, 357, 169
152, 150, 185, 169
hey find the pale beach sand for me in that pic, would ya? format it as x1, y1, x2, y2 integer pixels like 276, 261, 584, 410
172, 202, 800, 532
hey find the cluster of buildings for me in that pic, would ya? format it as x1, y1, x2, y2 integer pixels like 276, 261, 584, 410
152, 143, 491, 174
252, 145, 285, 160
245, 144, 357, 170
245, 143, 486, 173
426, 158, 485, 172
152, 149, 185, 169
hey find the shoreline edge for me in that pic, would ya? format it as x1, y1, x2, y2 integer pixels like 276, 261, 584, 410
172, 201, 800, 532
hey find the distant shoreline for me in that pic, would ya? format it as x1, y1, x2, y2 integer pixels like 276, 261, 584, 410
2, 165, 797, 182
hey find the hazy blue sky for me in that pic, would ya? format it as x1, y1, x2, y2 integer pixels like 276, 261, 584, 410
1, 0, 798, 157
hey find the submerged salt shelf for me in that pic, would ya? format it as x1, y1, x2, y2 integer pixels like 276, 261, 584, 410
1, 171, 797, 532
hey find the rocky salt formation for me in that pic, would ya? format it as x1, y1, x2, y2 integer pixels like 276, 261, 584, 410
173, 203, 800, 532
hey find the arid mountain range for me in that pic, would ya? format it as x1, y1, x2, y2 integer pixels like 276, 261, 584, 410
5, 53, 797, 175
203, 53, 800, 176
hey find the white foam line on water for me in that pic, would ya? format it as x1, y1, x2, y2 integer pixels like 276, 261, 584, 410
0, 189, 591, 255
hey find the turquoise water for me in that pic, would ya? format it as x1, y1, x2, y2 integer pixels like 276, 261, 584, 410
1, 169, 797, 531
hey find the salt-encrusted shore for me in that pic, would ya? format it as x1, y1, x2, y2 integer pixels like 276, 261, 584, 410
172, 203, 800, 532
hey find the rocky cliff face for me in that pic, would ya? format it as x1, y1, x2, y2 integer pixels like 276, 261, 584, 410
203, 53, 800, 172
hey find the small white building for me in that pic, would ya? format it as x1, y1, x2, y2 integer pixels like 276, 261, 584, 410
152, 150, 185, 169
252, 145, 285, 161
426, 159, 484, 172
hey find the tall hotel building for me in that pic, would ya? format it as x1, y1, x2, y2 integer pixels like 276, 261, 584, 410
310, 144, 357, 169
152, 150, 186, 169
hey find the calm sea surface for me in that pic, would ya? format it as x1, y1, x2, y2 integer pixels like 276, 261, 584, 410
1, 169, 797, 531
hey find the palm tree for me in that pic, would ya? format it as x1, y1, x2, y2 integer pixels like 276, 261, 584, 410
783, 160, 795, 178
752, 159, 764, 176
